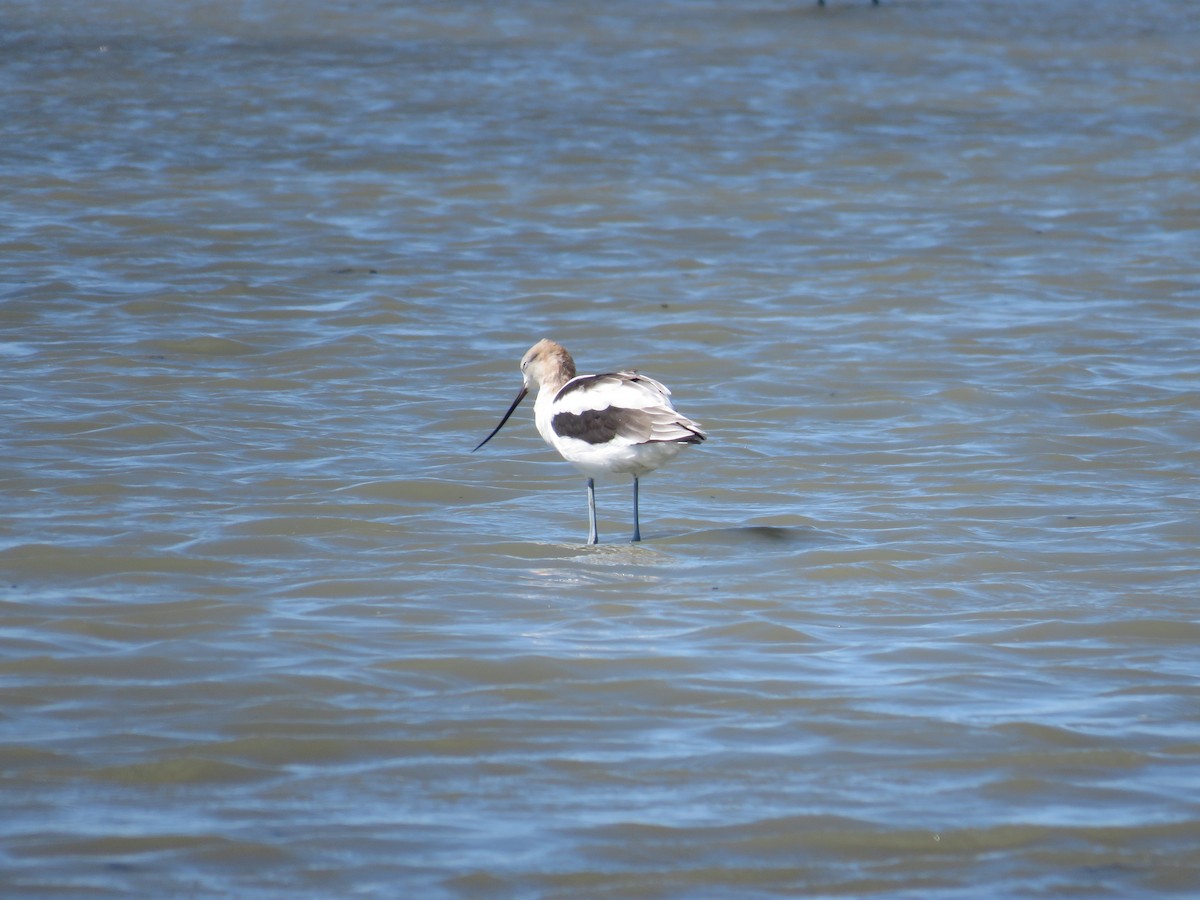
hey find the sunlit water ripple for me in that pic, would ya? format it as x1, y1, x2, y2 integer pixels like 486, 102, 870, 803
2, 0, 1198, 896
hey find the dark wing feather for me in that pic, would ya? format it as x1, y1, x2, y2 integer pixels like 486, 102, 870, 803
553, 371, 706, 446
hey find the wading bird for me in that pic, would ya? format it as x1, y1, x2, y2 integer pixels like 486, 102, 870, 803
474, 339, 706, 544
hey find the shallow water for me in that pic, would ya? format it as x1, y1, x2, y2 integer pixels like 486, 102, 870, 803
3, 0, 1199, 895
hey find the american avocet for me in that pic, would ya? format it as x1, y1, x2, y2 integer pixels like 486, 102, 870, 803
474, 339, 707, 544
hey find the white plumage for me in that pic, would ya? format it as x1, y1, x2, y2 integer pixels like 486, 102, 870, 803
474, 339, 707, 544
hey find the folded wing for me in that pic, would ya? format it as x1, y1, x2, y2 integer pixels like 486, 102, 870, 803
552, 372, 706, 446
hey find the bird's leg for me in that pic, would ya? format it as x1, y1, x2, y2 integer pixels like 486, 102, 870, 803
586, 477, 598, 545
631, 476, 642, 543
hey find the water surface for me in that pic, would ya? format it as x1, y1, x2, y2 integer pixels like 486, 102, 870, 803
2, 0, 1199, 895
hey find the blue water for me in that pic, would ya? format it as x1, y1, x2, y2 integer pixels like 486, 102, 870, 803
2, 0, 1199, 895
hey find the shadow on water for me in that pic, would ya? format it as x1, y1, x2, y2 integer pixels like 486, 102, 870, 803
655, 525, 833, 551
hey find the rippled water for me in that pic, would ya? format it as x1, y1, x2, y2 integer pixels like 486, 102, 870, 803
3, 0, 1199, 895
